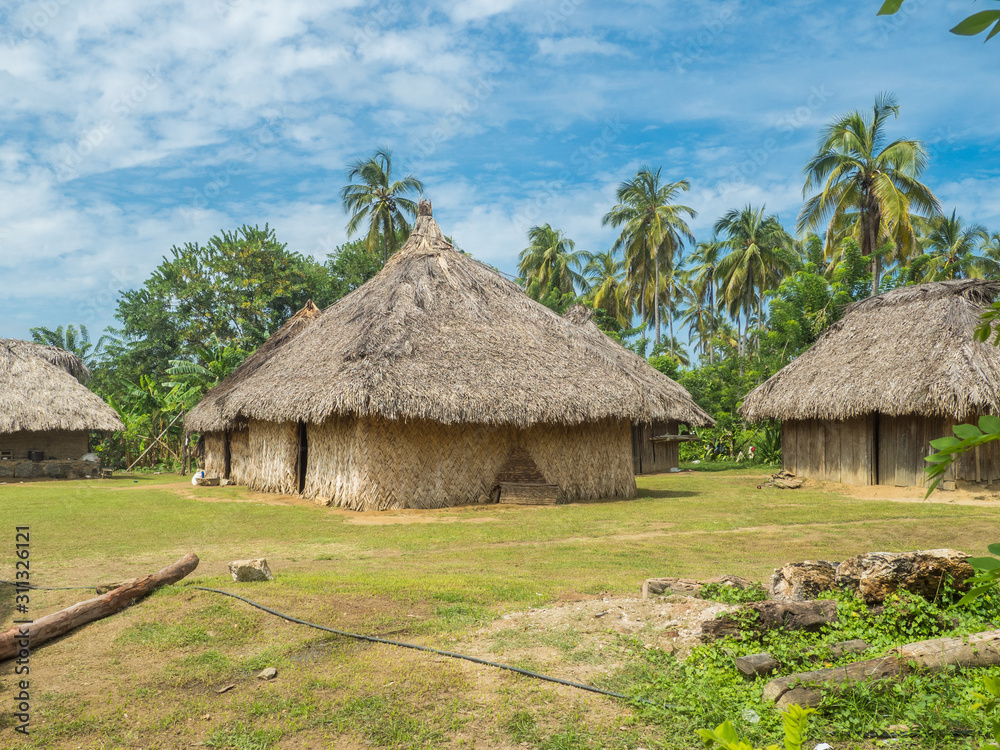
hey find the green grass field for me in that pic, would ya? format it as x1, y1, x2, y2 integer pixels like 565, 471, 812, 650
0, 470, 997, 749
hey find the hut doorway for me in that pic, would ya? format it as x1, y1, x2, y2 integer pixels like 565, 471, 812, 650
296, 421, 308, 494
223, 430, 232, 480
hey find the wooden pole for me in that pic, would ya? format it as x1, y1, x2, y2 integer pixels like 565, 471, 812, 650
0, 553, 199, 662
125, 411, 184, 472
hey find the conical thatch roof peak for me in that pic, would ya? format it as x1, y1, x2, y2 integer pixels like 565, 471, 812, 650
741, 279, 1000, 423
185, 300, 324, 432
209, 206, 713, 430
0, 344, 122, 433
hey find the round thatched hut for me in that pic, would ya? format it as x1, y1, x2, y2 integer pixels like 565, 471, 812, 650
186, 301, 322, 484
740, 280, 1000, 487
0, 340, 123, 460
189, 201, 713, 509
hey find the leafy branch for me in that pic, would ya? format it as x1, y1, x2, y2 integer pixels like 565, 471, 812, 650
878, 0, 1000, 42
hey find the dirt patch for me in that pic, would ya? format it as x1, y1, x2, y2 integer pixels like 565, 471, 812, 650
834, 481, 1000, 507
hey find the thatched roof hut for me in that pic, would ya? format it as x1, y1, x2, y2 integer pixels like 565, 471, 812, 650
741, 280, 1000, 487
0, 340, 122, 460
191, 201, 711, 508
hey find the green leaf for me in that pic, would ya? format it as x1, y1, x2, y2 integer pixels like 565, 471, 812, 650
988, 543, 1000, 557
950, 10, 1000, 36
986, 20, 1000, 41
981, 416, 1000, 435
953, 423, 984, 440
930, 436, 962, 450
877, 0, 905, 15
970, 556, 1000, 571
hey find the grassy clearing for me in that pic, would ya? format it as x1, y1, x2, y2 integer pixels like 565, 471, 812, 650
0, 471, 997, 747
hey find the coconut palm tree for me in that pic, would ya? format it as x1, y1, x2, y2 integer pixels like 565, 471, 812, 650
798, 93, 941, 296
715, 206, 794, 360
517, 224, 583, 298
686, 240, 724, 364
602, 168, 696, 345
580, 250, 630, 326
976, 231, 1000, 278
919, 210, 987, 281
341, 147, 424, 263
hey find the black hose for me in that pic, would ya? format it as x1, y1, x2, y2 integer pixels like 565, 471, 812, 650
191, 585, 685, 711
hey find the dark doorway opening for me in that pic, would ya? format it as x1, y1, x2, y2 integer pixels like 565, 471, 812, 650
872, 413, 881, 485
297, 421, 308, 494
224, 430, 232, 480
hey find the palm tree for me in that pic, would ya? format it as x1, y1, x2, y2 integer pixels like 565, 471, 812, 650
517, 224, 583, 298
919, 209, 987, 281
602, 168, 696, 345
341, 147, 424, 263
798, 93, 941, 296
580, 250, 630, 326
686, 240, 724, 364
29, 323, 105, 365
714, 206, 794, 360
976, 231, 1000, 278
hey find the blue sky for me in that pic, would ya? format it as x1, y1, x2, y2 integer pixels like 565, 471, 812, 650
1, 0, 997, 342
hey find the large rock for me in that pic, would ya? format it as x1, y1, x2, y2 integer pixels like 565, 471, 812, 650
229, 558, 274, 582
836, 549, 973, 605
702, 599, 838, 641
769, 561, 839, 601
641, 574, 757, 599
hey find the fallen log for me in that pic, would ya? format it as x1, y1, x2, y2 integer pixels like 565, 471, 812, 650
702, 599, 838, 641
763, 629, 1000, 709
0, 552, 199, 662
733, 640, 871, 681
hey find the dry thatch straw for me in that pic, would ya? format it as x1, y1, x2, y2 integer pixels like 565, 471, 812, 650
214, 201, 713, 430
1, 339, 91, 383
0, 342, 123, 433
185, 301, 322, 433
741, 279, 1000, 423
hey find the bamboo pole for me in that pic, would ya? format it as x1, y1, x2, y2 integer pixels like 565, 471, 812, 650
126, 411, 184, 472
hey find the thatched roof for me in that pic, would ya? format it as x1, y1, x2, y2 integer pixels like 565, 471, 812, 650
185, 300, 322, 432
0, 341, 123, 433
741, 279, 1000, 422
206, 201, 713, 430
0, 339, 91, 383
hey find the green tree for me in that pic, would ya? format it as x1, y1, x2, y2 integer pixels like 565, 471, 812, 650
714, 205, 795, 361
580, 249, 630, 327
325, 238, 385, 298
798, 93, 941, 296
918, 209, 987, 281
977, 232, 1000, 278
603, 168, 696, 345
103, 225, 334, 388
29, 324, 104, 365
341, 147, 424, 264
685, 240, 725, 364
517, 224, 583, 299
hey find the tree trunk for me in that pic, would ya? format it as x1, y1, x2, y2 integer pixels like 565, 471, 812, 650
0, 553, 200, 662
763, 628, 1000, 709
653, 252, 661, 345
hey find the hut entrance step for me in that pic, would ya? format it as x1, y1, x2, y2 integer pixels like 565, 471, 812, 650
496, 482, 561, 505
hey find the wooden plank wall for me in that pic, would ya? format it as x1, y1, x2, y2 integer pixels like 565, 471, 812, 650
781, 417, 873, 486
632, 421, 679, 475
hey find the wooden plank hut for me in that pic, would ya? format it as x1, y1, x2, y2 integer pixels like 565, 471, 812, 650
740, 280, 1000, 487
0, 340, 123, 459
188, 201, 713, 509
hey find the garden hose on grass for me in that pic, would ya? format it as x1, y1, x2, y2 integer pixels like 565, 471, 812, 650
191, 585, 687, 712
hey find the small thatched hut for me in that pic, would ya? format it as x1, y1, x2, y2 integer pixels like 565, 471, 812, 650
190, 201, 712, 509
0, 340, 123, 460
740, 280, 1000, 487
185, 301, 322, 484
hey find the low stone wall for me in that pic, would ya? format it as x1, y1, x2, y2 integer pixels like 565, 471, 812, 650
0, 459, 101, 480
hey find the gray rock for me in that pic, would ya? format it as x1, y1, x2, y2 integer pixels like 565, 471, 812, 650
229, 558, 274, 582
769, 560, 839, 601
257, 667, 278, 680
836, 549, 973, 605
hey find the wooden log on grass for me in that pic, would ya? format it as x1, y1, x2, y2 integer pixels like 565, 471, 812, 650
701, 599, 838, 640
0, 552, 199, 662
764, 629, 1000, 709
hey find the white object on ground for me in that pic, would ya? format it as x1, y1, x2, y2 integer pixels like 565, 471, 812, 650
191, 470, 205, 486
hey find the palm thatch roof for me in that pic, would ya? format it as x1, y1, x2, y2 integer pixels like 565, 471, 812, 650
0, 342, 123, 433
741, 279, 1000, 422
0, 339, 91, 383
208, 201, 713, 429
185, 300, 322, 432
